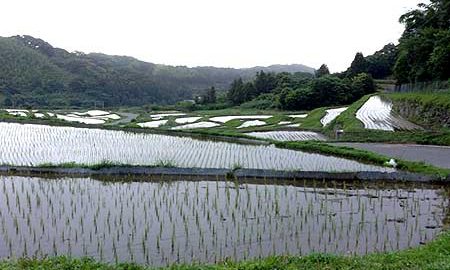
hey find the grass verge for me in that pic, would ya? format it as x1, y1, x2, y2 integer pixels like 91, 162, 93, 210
0, 231, 448, 269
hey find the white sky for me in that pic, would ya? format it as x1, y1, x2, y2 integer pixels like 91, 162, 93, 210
1, 0, 424, 72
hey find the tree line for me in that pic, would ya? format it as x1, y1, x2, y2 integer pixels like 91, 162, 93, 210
224, 70, 375, 110
341, 0, 449, 83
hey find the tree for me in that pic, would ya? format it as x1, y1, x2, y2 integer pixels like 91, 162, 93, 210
347, 53, 368, 77
315, 64, 330, 77
279, 87, 312, 110
3, 97, 12, 107
227, 78, 243, 105
366, 43, 398, 79
428, 31, 450, 81
351, 73, 376, 98
206, 86, 216, 103
198, 86, 217, 104
254, 71, 277, 95
394, 0, 450, 83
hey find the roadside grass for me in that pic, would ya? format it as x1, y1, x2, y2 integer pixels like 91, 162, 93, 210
274, 141, 450, 178
1, 231, 449, 269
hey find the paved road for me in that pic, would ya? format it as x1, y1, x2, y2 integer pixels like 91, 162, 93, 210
332, 142, 450, 169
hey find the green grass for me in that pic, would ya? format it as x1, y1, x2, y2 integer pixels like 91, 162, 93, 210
274, 141, 450, 178
193, 107, 303, 117
386, 90, 450, 108
5, 138, 447, 178
1, 231, 449, 269
36, 160, 178, 170
325, 94, 372, 133
335, 129, 450, 146
176, 128, 258, 140
383, 91, 450, 129
300, 107, 327, 130
264, 114, 292, 125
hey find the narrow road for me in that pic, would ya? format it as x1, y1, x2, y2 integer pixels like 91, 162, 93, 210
332, 142, 450, 169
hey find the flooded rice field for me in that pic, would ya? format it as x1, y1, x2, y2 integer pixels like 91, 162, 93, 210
356, 96, 421, 131
0, 123, 391, 172
246, 131, 327, 142
321, 107, 348, 127
0, 175, 447, 266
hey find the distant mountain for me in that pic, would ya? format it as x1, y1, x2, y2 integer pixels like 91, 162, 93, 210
0, 35, 314, 107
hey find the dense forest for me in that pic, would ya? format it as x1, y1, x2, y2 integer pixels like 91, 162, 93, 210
0, 35, 313, 108
225, 70, 375, 110
342, 0, 449, 83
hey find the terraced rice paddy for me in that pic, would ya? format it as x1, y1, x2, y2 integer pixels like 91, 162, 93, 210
288, 114, 308, 118
150, 113, 186, 120
174, 117, 202, 124
0, 122, 391, 172
321, 107, 348, 127
209, 115, 272, 123
356, 96, 421, 131
5, 109, 28, 117
137, 120, 168, 128
0, 175, 447, 266
246, 131, 327, 142
171, 121, 220, 130
237, 120, 266, 129
56, 114, 106, 125
2, 108, 121, 124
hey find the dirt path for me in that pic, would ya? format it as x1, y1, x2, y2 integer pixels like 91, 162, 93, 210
332, 142, 450, 169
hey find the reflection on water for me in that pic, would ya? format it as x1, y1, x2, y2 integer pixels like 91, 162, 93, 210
0, 175, 448, 266
0, 122, 393, 172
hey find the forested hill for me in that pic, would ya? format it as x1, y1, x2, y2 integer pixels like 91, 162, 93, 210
0, 35, 314, 108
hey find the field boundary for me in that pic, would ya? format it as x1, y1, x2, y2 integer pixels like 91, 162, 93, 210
0, 165, 446, 182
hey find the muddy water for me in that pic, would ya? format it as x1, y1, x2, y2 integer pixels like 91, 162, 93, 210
0, 175, 448, 266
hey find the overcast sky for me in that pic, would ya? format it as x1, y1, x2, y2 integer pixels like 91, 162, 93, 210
1, 0, 424, 72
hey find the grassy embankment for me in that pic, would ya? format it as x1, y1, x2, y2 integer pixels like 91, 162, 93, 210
1, 231, 449, 269
322, 92, 450, 146
37, 160, 177, 170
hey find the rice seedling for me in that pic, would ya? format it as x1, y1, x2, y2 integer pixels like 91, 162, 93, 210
0, 175, 447, 267
0, 123, 393, 172
246, 131, 327, 141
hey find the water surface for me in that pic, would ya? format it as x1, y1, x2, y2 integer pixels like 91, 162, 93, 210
0, 175, 447, 266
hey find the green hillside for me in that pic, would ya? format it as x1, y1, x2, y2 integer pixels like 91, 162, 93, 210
0, 35, 314, 108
